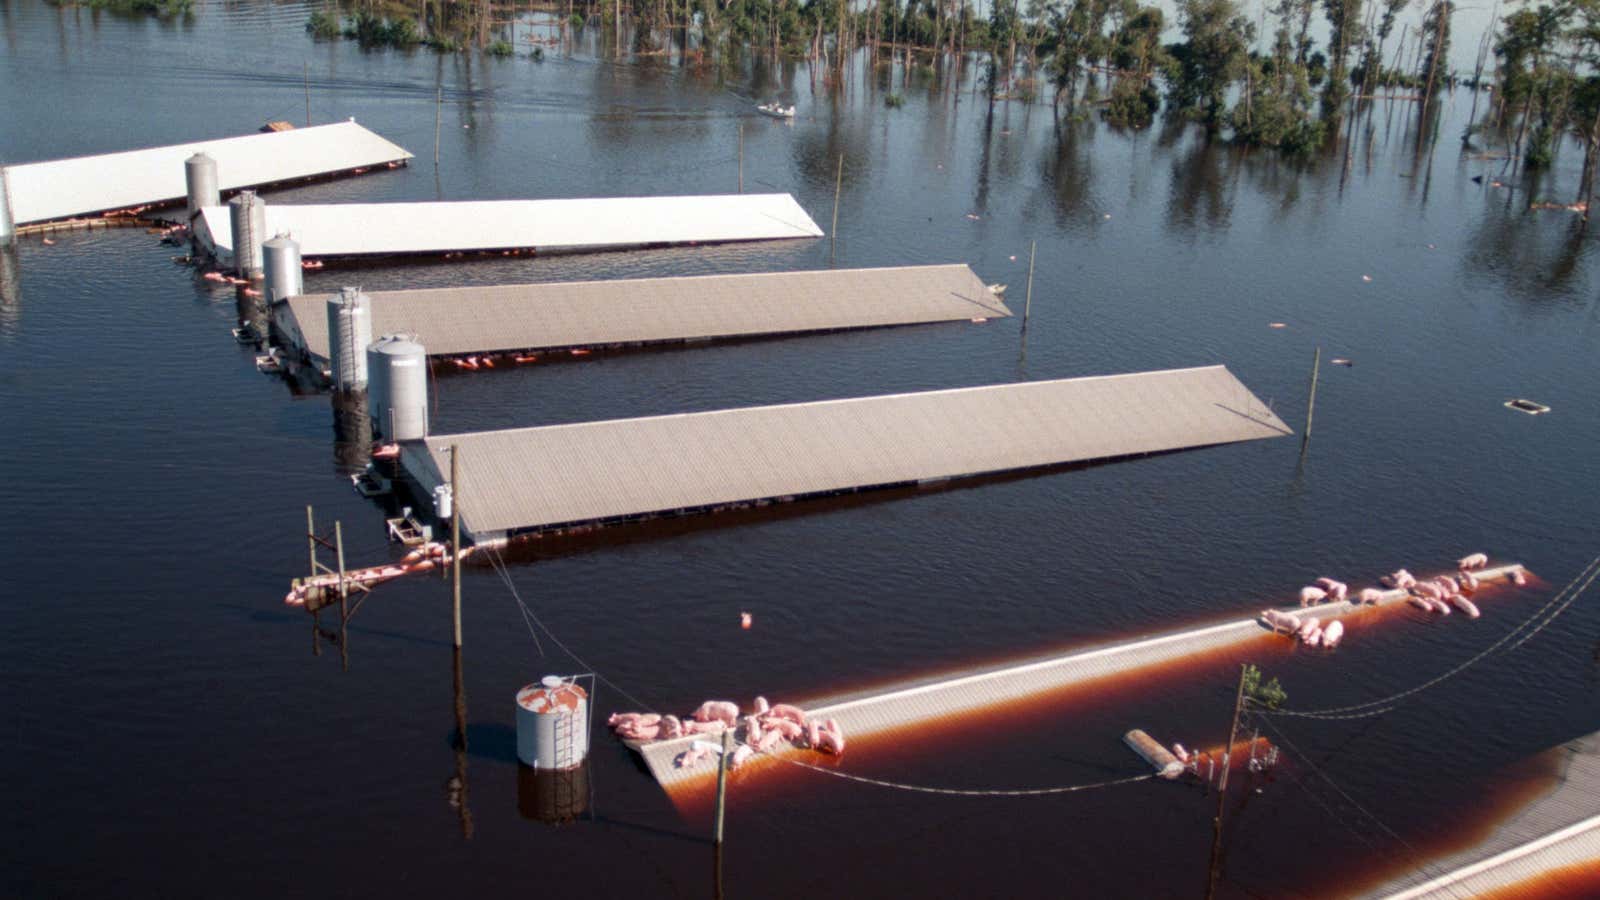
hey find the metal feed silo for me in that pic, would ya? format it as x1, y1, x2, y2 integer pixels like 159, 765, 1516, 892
184, 152, 218, 223
515, 676, 590, 771
262, 234, 302, 305
228, 190, 266, 279
367, 335, 428, 441
326, 287, 371, 392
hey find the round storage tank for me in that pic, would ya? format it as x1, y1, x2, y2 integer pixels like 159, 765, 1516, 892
326, 287, 372, 393
228, 190, 267, 279
262, 234, 303, 305
367, 334, 428, 441
517, 760, 590, 824
515, 676, 590, 771
184, 152, 219, 222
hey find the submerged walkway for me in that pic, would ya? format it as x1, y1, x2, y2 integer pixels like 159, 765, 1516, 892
1368, 731, 1600, 899
278, 264, 1008, 367
635, 564, 1527, 792
2, 121, 410, 226
406, 365, 1291, 542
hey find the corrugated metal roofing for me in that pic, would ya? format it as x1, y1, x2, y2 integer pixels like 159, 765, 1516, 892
198, 193, 823, 257
1369, 732, 1600, 898
409, 365, 1291, 541
2, 121, 411, 225
634, 565, 1527, 793
284, 264, 1008, 362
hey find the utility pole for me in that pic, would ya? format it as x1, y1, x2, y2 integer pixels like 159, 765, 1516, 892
451, 444, 462, 650
1300, 346, 1321, 456
1205, 665, 1249, 900
1022, 240, 1036, 331
713, 729, 731, 845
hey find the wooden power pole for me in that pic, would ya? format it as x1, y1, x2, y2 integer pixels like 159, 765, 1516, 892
1206, 665, 1249, 900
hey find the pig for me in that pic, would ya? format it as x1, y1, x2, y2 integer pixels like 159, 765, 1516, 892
1315, 578, 1349, 603
729, 745, 755, 770
765, 704, 807, 726
693, 701, 740, 727
1322, 620, 1345, 648
752, 696, 771, 715
1358, 588, 1385, 605
1457, 553, 1489, 570
1300, 586, 1329, 607
1450, 596, 1481, 618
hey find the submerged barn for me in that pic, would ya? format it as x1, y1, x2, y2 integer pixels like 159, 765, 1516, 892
274, 264, 1009, 376
399, 365, 1291, 544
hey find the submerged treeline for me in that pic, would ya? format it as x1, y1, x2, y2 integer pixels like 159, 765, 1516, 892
304, 0, 1600, 196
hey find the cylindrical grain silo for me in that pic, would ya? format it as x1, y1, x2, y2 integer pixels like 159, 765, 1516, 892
326, 287, 371, 392
184, 152, 219, 223
433, 484, 453, 522
517, 758, 591, 824
0, 167, 14, 248
228, 190, 267, 280
367, 334, 428, 441
515, 676, 590, 771
262, 234, 303, 305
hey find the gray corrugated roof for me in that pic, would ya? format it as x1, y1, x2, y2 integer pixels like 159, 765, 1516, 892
413, 365, 1291, 540
286, 264, 1008, 361
3, 121, 411, 224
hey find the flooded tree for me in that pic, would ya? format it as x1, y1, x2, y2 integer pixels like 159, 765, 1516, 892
1166, 0, 1254, 129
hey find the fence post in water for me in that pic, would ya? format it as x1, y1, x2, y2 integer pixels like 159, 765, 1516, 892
434, 87, 443, 168
1300, 346, 1321, 456
304, 62, 311, 127
451, 444, 462, 650
714, 729, 731, 846
830, 153, 843, 246
307, 505, 321, 656
335, 519, 349, 672
1022, 240, 1036, 332
1205, 665, 1249, 900
738, 124, 744, 194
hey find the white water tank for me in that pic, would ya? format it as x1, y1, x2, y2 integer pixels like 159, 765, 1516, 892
185, 152, 218, 223
515, 676, 590, 771
326, 287, 371, 392
367, 334, 428, 441
262, 234, 303, 305
433, 484, 453, 521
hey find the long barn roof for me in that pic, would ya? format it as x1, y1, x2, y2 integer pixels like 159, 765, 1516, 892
3, 121, 411, 225
284, 264, 1007, 360
198, 193, 822, 257
406, 365, 1291, 541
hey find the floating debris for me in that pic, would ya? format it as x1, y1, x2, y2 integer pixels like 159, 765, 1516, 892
740, 611, 752, 629
1269, 322, 1288, 329
1505, 398, 1551, 415
1361, 274, 1373, 282
1331, 358, 1353, 367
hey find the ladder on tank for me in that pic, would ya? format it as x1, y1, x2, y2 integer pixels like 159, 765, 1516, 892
549, 674, 596, 824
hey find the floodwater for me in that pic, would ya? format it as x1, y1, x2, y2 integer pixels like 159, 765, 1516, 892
3, 2, 1599, 897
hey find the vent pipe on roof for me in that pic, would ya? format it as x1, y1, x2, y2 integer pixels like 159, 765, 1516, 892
228, 190, 266, 280
184, 152, 218, 225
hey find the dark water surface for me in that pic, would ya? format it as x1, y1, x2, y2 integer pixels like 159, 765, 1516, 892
3, 2, 1599, 897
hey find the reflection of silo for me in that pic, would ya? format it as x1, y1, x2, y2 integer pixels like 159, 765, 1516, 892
184, 152, 219, 223
262, 234, 303, 305
234, 291, 268, 348
515, 677, 590, 769
0, 246, 19, 333
367, 335, 429, 441
331, 390, 372, 470
517, 759, 591, 824
228, 190, 267, 279
326, 288, 371, 393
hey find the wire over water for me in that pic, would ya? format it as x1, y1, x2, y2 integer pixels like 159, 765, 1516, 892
1263, 555, 1600, 720
772, 754, 1156, 797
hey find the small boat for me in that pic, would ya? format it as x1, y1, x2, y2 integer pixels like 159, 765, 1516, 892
351, 466, 392, 498
232, 323, 260, 345
756, 101, 795, 119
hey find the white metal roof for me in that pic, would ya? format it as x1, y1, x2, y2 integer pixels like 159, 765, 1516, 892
409, 365, 1291, 541
198, 193, 823, 257
2, 121, 412, 225
284, 264, 1007, 361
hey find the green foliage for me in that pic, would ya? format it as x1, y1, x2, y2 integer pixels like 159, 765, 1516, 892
306, 10, 342, 40
1167, 0, 1254, 127
345, 13, 421, 49
487, 39, 514, 58
884, 92, 906, 108
60, 0, 192, 18
1103, 78, 1160, 126
1242, 664, 1288, 710
569, 12, 585, 29
531, 46, 545, 62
